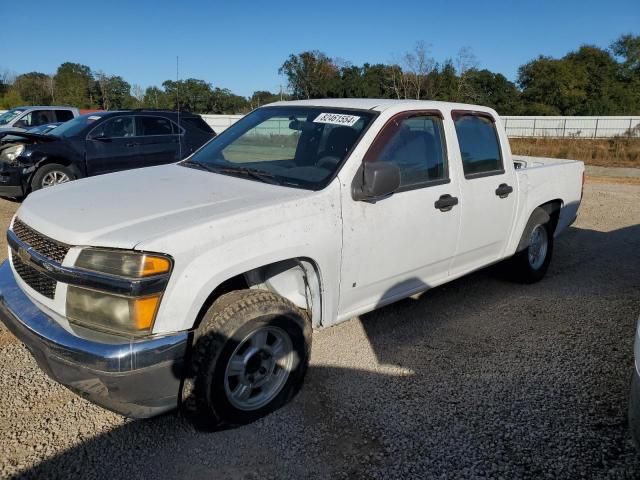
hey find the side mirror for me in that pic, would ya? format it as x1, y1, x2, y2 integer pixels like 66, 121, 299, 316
352, 161, 401, 201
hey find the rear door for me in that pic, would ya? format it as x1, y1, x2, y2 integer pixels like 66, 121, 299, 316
135, 115, 181, 166
85, 116, 143, 175
449, 111, 517, 276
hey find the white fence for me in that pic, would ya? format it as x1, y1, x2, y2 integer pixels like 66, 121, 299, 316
3, 110, 639, 138
502, 116, 640, 138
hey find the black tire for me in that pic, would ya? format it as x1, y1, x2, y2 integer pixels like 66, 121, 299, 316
507, 207, 554, 284
181, 289, 311, 430
30, 163, 75, 191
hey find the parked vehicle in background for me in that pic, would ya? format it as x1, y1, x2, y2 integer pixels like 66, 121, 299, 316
0, 123, 63, 146
0, 106, 79, 132
0, 109, 216, 197
26, 122, 63, 134
629, 318, 640, 449
0, 99, 584, 429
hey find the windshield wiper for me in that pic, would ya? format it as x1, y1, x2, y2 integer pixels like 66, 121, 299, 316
181, 159, 218, 172
211, 166, 287, 186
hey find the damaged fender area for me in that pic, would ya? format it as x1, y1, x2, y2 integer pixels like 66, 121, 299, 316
245, 259, 323, 327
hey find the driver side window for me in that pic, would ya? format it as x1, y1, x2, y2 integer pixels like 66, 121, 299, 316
90, 117, 135, 139
366, 113, 448, 190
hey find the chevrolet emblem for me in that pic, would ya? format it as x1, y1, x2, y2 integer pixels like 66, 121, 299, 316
17, 247, 31, 264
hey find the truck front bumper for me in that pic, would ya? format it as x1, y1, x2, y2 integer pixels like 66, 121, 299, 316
0, 261, 188, 418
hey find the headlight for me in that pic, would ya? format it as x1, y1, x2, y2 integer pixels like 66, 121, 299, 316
66, 286, 161, 335
0, 144, 25, 164
75, 248, 171, 278
66, 249, 172, 336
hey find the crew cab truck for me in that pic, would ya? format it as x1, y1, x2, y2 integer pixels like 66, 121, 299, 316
0, 99, 584, 429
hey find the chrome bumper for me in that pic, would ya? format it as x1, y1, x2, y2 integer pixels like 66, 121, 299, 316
0, 260, 188, 418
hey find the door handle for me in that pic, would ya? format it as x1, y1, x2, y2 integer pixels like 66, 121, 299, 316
434, 194, 459, 212
495, 183, 513, 198
125, 142, 138, 148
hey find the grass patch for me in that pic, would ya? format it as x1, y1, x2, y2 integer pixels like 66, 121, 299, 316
509, 138, 640, 168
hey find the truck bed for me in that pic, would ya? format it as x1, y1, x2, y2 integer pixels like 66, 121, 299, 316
511, 155, 584, 241
513, 154, 581, 170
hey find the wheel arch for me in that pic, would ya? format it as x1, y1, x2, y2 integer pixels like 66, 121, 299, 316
191, 256, 324, 331
515, 199, 563, 253
29, 156, 83, 184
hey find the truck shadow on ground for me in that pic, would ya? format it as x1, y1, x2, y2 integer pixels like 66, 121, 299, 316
11, 223, 640, 479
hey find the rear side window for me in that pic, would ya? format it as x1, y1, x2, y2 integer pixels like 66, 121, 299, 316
453, 114, 503, 178
137, 116, 174, 136
366, 113, 447, 189
55, 110, 74, 122
180, 116, 215, 134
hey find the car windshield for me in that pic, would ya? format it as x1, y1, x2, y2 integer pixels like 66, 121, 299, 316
0, 109, 24, 126
49, 113, 104, 138
181, 106, 375, 190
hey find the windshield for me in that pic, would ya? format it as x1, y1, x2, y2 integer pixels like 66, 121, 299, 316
182, 106, 375, 190
49, 113, 104, 138
0, 109, 24, 126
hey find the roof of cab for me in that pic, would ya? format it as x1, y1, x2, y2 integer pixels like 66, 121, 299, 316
266, 98, 494, 113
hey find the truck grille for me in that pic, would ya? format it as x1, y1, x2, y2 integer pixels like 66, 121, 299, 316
11, 251, 57, 299
10, 218, 70, 299
12, 218, 70, 264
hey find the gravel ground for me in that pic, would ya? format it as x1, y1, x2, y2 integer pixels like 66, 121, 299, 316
0, 180, 639, 479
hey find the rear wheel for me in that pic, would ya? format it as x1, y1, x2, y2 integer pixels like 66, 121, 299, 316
508, 208, 554, 283
181, 289, 311, 430
30, 163, 75, 191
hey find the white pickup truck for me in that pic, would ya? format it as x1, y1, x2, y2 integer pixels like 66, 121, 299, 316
0, 99, 584, 429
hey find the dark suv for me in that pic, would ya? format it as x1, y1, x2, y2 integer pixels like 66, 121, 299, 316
0, 110, 215, 196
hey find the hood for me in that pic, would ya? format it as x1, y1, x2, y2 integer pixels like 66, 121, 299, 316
0, 130, 59, 143
16, 164, 310, 249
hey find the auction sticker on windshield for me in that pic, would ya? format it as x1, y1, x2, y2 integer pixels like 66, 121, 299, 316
313, 113, 360, 127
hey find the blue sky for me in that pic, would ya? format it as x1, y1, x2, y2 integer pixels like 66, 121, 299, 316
2, 0, 638, 97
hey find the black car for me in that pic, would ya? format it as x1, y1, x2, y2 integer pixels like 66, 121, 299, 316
0, 110, 215, 197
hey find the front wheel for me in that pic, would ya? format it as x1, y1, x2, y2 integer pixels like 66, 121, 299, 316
30, 163, 75, 191
181, 289, 311, 430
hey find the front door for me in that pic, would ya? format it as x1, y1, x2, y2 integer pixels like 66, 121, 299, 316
338, 111, 461, 318
85, 116, 143, 175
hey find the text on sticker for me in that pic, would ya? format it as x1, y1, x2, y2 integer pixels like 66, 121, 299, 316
313, 113, 360, 127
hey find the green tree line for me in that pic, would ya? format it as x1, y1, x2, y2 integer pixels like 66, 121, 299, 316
1, 34, 638, 115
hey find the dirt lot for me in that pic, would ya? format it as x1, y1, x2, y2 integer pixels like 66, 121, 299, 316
1, 180, 639, 479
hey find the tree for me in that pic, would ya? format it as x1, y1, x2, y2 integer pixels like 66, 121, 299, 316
611, 34, 640, 72
467, 70, 521, 114
249, 90, 280, 109
93, 72, 132, 110
279, 51, 339, 99
13, 72, 53, 105
54, 62, 93, 107
0, 68, 16, 97
142, 86, 171, 109
403, 41, 436, 99
455, 47, 479, 102
518, 55, 586, 115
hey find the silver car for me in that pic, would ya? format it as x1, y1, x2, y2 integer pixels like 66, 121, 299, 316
0, 106, 79, 132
